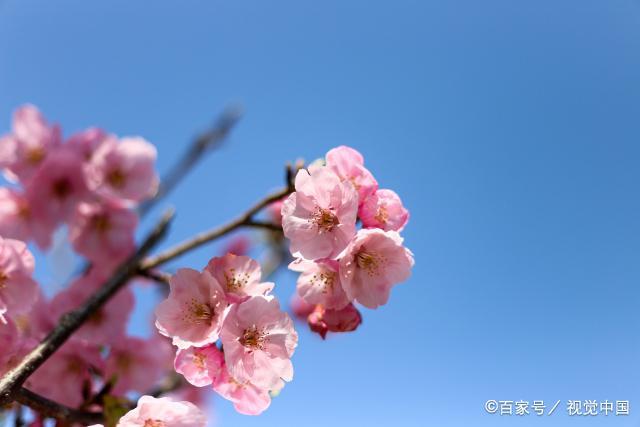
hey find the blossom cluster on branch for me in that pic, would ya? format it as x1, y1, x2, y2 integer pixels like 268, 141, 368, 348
282, 146, 414, 338
0, 106, 414, 427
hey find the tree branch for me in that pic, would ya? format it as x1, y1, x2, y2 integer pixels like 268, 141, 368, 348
0, 210, 175, 406
138, 106, 242, 217
14, 388, 104, 425
140, 186, 291, 271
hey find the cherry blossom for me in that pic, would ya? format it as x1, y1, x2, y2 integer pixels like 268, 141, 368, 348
282, 167, 358, 260
289, 293, 315, 321
0, 188, 55, 249
307, 303, 362, 339
174, 344, 224, 387
205, 253, 273, 303
66, 127, 107, 161
267, 198, 284, 226
105, 335, 173, 395
68, 200, 137, 268
25, 147, 89, 224
339, 229, 414, 309
220, 295, 297, 389
325, 145, 378, 203
289, 258, 350, 309
155, 268, 229, 349
88, 136, 159, 203
50, 270, 134, 344
0, 318, 20, 373
221, 235, 251, 256
28, 338, 103, 408
359, 188, 409, 232
117, 395, 206, 427
213, 365, 272, 416
0, 104, 61, 183
0, 237, 38, 323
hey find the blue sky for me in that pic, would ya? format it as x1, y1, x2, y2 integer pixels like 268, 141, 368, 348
2, 1, 640, 426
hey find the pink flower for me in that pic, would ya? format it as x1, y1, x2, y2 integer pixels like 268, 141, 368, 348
105, 336, 172, 395
1, 334, 37, 378
15, 289, 54, 341
0, 105, 61, 183
117, 395, 206, 427
0, 237, 38, 323
28, 338, 103, 408
88, 136, 159, 203
339, 229, 414, 309
221, 235, 251, 256
282, 167, 358, 260
50, 270, 134, 344
325, 145, 377, 203
220, 295, 297, 389
213, 366, 272, 416
174, 344, 224, 387
66, 127, 107, 161
155, 268, 229, 349
25, 147, 89, 224
359, 189, 409, 232
0, 318, 20, 373
307, 303, 362, 339
289, 293, 315, 321
0, 188, 55, 249
205, 254, 273, 303
267, 199, 285, 226
68, 200, 137, 268
289, 258, 350, 309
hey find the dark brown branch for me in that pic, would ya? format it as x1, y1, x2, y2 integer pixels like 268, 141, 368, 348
14, 388, 104, 425
138, 268, 172, 286
140, 186, 291, 271
138, 107, 242, 217
0, 210, 175, 406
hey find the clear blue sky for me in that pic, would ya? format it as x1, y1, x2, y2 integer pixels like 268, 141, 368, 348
2, 1, 640, 426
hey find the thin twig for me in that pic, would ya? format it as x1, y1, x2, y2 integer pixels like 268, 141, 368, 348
140, 187, 291, 271
0, 210, 175, 406
138, 106, 242, 217
14, 388, 104, 425
138, 268, 172, 286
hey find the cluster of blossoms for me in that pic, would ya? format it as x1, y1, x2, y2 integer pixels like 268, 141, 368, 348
0, 107, 415, 426
0, 106, 181, 420
281, 146, 414, 338
155, 253, 298, 415
0, 105, 158, 267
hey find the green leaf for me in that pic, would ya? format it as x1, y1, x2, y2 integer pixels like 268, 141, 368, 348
103, 395, 129, 427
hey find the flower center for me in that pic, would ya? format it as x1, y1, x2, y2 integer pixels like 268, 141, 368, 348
144, 420, 165, 427
374, 205, 388, 225
224, 268, 250, 292
240, 326, 266, 351
185, 299, 215, 325
17, 200, 30, 219
312, 208, 339, 232
26, 146, 45, 164
310, 270, 335, 294
116, 352, 133, 372
356, 250, 383, 277
65, 357, 85, 375
193, 352, 207, 370
106, 169, 126, 189
52, 178, 72, 199
92, 214, 111, 233
0, 270, 8, 289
